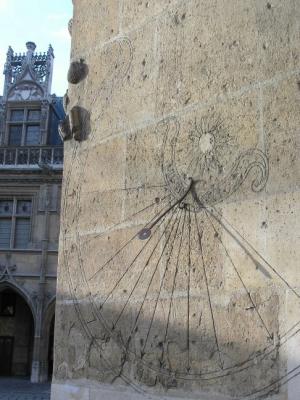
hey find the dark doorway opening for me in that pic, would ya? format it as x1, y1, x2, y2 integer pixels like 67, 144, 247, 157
0, 288, 34, 377
47, 315, 55, 380
0, 337, 14, 375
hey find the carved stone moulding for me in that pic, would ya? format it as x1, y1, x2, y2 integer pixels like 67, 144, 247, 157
68, 19, 73, 36
63, 90, 70, 113
67, 59, 88, 84
58, 115, 72, 142
8, 83, 43, 101
58, 106, 88, 142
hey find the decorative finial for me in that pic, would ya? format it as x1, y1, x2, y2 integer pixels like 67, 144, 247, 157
47, 44, 54, 57
26, 41, 36, 53
6, 46, 13, 57
4, 46, 13, 71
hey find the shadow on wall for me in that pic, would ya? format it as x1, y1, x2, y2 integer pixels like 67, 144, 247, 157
52, 280, 300, 399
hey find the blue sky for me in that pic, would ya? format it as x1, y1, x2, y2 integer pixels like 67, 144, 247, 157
0, 0, 72, 96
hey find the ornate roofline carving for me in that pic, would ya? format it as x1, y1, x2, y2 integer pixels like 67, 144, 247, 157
3, 42, 54, 100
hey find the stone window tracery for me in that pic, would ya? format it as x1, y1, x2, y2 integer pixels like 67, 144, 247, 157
0, 198, 32, 249
7, 107, 41, 146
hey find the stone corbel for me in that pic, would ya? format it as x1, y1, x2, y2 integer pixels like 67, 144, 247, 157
58, 105, 89, 142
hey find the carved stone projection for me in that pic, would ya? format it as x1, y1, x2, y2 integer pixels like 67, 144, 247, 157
53, 1, 300, 400
68, 19, 73, 36
67, 59, 88, 84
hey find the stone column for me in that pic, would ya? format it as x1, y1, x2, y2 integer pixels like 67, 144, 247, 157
31, 185, 51, 383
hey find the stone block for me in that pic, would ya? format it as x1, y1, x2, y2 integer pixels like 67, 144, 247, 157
155, 0, 261, 116
263, 75, 300, 147
80, 136, 126, 194
264, 192, 300, 287
220, 198, 268, 291
263, 75, 300, 194
73, 22, 158, 143
255, 0, 300, 80
121, 0, 176, 31
76, 190, 124, 235
125, 124, 166, 190
72, 0, 119, 57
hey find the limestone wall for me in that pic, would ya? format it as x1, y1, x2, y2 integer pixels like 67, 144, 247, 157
52, 1, 300, 399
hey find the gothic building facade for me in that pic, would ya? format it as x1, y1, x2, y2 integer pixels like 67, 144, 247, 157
0, 42, 64, 382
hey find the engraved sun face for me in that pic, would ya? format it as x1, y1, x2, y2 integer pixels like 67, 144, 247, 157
198, 132, 215, 153
187, 117, 235, 183
162, 115, 269, 211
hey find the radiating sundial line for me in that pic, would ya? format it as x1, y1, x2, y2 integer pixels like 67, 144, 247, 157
88, 193, 173, 280
162, 208, 187, 347
207, 205, 300, 299
191, 152, 203, 179
85, 192, 172, 247
112, 208, 180, 330
205, 210, 273, 340
79, 184, 169, 198
125, 207, 181, 350
141, 208, 184, 357
98, 208, 175, 310
195, 211, 224, 370
187, 207, 192, 371
185, 151, 199, 176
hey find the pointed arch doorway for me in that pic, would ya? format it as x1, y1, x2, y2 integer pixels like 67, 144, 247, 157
0, 285, 34, 377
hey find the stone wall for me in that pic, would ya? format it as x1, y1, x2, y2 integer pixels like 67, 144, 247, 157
52, 0, 300, 399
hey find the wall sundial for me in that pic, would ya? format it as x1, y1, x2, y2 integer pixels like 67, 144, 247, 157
58, 36, 300, 400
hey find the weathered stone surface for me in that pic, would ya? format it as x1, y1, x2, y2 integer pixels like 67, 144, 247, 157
121, 0, 176, 31
255, 0, 300, 79
53, 0, 300, 399
264, 75, 300, 194
155, 0, 261, 116
71, 0, 119, 57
